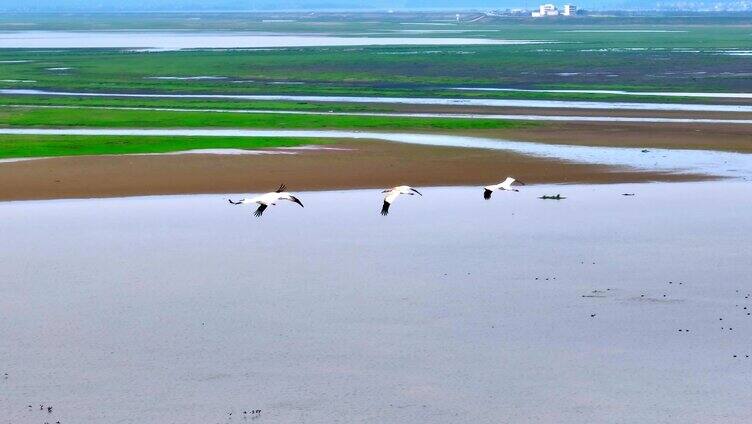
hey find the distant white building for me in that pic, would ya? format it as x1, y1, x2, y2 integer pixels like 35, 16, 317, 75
532, 4, 559, 17
563, 4, 577, 15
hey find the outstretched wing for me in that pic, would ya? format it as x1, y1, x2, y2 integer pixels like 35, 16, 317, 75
228, 199, 243, 205
275, 184, 287, 193
483, 189, 493, 200
289, 195, 304, 208
253, 204, 268, 217
381, 200, 391, 216
382, 190, 401, 216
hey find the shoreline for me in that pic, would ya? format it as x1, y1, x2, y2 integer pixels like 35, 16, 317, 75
4, 89, 752, 112
4, 101, 752, 153
0, 140, 709, 201
5, 103, 752, 126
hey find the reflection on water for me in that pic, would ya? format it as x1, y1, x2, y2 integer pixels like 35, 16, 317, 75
2, 127, 752, 179
2, 182, 752, 423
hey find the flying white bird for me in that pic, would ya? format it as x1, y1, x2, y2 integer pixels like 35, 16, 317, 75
381, 185, 422, 216
228, 184, 304, 217
483, 177, 525, 200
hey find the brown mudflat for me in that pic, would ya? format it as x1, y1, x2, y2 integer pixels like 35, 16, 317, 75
0, 139, 702, 201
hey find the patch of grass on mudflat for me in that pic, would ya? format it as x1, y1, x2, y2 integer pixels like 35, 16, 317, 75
0, 134, 333, 159
0, 106, 536, 131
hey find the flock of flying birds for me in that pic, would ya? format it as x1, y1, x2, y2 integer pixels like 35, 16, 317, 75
227, 177, 525, 217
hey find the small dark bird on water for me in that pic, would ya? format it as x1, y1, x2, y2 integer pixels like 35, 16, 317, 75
539, 194, 566, 200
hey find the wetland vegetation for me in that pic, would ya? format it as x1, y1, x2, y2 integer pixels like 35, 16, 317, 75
1, 13, 751, 158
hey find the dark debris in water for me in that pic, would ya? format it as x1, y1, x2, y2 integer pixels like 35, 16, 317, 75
539, 194, 566, 200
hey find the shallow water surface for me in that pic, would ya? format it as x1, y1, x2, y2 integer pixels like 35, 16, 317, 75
4, 88, 752, 112
1, 182, 752, 423
2, 127, 752, 179
560, 29, 689, 33
452, 87, 752, 99
0, 31, 542, 49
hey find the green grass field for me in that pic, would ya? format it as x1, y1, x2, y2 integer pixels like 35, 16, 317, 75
1, 18, 750, 99
0, 106, 536, 130
0, 106, 534, 158
0, 134, 334, 159
1, 14, 750, 159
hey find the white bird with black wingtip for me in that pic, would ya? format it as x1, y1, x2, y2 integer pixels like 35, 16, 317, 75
380, 185, 422, 216
228, 184, 304, 217
483, 177, 525, 200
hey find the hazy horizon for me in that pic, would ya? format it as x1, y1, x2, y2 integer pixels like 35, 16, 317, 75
2, 0, 752, 12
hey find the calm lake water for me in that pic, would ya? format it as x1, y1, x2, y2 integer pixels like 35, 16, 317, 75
0, 31, 542, 49
2, 182, 752, 423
